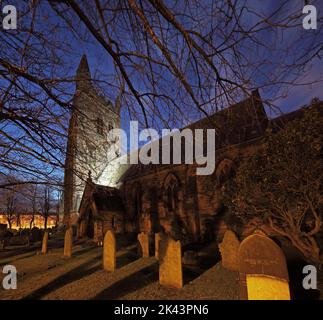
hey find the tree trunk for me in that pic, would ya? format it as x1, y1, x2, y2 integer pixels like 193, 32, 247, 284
44, 216, 48, 230
7, 217, 12, 230
29, 215, 34, 229
288, 233, 321, 263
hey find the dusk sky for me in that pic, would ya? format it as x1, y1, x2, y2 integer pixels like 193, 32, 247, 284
65, 0, 323, 116
1, 0, 323, 181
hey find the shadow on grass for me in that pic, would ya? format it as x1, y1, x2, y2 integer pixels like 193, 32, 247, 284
92, 262, 158, 300
182, 241, 221, 285
117, 249, 138, 269
72, 245, 100, 257
0, 252, 37, 267
22, 255, 102, 300
21, 247, 143, 300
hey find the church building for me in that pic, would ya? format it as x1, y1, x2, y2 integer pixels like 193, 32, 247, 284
63, 56, 315, 244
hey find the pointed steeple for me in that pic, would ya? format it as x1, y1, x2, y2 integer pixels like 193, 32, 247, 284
76, 54, 91, 91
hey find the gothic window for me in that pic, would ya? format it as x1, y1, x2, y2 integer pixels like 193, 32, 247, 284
166, 185, 177, 212
163, 173, 180, 215
96, 117, 104, 136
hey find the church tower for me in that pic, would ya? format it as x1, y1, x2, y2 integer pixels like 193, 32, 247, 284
63, 55, 120, 225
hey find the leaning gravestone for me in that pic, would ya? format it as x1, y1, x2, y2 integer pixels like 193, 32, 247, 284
238, 232, 290, 300
63, 227, 73, 258
159, 234, 183, 289
219, 230, 240, 271
41, 231, 49, 255
103, 230, 116, 272
138, 232, 150, 258
155, 233, 161, 259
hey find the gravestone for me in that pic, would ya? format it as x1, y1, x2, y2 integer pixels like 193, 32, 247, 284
138, 232, 150, 258
219, 230, 240, 271
155, 233, 161, 259
41, 231, 49, 255
159, 234, 183, 289
238, 232, 290, 300
103, 230, 116, 272
63, 227, 73, 258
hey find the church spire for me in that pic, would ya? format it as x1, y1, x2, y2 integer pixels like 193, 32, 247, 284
76, 54, 91, 91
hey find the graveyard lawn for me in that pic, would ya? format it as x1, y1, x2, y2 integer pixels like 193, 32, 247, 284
0, 241, 239, 300
0, 242, 322, 300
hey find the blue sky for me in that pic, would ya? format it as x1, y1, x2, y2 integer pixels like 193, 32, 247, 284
67, 0, 323, 119
1, 0, 323, 182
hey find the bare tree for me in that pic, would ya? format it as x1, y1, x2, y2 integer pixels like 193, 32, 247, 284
0, 0, 322, 224
4, 189, 16, 230
39, 185, 52, 230
55, 188, 63, 227
29, 184, 38, 229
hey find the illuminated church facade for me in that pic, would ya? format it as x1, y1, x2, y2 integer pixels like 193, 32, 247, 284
63, 56, 311, 244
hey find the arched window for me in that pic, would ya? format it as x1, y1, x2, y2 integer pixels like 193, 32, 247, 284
96, 117, 104, 135
163, 173, 180, 215
166, 185, 177, 212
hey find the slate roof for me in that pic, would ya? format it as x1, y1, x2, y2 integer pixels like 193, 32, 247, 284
98, 92, 322, 185
118, 89, 268, 182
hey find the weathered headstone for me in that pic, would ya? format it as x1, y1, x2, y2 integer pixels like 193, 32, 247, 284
138, 232, 150, 258
41, 231, 49, 255
219, 230, 240, 271
103, 230, 116, 272
155, 233, 161, 259
238, 233, 290, 300
63, 227, 73, 258
159, 234, 183, 289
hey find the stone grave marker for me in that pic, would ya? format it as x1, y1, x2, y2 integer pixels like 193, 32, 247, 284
41, 231, 49, 255
159, 234, 183, 289
63, 227, 73, 258
155, 233, 161, 259
219, 230, 240, 271
238, 232, 290, 300
103, 230, 116, 272
138, 232, 150, 258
